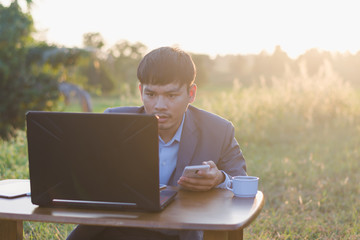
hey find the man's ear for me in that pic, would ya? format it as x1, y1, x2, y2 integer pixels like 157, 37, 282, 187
189, 84, 197, 103
138, 83, 143, 97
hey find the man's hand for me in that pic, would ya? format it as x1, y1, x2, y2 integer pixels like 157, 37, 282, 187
177, 161, 225, 191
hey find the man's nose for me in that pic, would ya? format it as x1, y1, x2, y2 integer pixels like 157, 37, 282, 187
155, 96, 167, 110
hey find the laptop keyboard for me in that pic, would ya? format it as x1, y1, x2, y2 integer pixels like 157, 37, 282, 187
160, 189, 177, 206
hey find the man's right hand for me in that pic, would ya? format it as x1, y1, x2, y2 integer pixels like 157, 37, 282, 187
177, 161, 225, 191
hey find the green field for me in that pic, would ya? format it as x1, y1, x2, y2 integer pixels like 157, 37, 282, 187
1, 70, 360, 239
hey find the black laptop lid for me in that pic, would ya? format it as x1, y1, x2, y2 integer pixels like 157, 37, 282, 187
26, 111, 161, 211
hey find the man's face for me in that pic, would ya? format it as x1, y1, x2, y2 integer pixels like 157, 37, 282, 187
140, 83, 196, 141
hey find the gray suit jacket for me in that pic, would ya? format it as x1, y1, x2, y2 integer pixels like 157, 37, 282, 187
104, 105, 247, 240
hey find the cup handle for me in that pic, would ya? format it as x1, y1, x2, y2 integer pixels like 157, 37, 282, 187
226, 180, 233, 191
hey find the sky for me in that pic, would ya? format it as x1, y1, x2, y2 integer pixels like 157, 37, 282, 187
3, 0, 360, 58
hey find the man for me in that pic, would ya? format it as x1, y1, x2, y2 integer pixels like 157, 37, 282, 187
67, 46, 247, 240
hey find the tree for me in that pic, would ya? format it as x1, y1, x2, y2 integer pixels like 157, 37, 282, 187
191, 53, 210, 87
83, 32, 105, 50
0, 1, 60, 139
79, 32, 114, 94
107, 40, 147, 94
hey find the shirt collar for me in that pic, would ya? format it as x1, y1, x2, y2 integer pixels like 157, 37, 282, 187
159, 113, 185, 145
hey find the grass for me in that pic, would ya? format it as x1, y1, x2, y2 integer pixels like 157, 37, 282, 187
1, 64, 360, 239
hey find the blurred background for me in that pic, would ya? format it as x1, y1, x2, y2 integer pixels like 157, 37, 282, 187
0, 0, 359, 239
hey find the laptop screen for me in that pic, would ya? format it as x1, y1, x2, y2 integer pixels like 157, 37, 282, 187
26, 111, 161, 210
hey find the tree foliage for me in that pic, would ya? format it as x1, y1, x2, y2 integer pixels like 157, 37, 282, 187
191, 54, 211, 87
83, 32, 105, 50
0, 1, 60, 140
106, 40, 147, 95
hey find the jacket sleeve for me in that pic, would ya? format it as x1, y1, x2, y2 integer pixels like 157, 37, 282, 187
217, 121, 247, 177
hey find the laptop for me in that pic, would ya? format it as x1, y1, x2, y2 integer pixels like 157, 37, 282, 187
26, 111, 177, 212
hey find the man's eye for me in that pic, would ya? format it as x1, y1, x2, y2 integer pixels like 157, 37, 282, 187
146, 93, 155, 97
168, 94, 176, 98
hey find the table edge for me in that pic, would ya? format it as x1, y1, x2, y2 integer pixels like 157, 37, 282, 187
0, 191, 265, 231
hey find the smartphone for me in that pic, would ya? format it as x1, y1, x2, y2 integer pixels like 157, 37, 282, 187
181, 165, 210, 178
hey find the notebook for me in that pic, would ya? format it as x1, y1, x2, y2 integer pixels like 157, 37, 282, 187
26, 111, 177, 211
0, 179, 31, 198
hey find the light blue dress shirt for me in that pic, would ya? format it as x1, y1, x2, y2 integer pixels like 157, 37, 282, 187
158, 115, 184, 184
158, 114, 231, 188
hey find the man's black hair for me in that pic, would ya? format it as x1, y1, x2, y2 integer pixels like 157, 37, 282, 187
137, 47, 196, 88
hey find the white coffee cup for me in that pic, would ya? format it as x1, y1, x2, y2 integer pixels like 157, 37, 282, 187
226, 176, 259, 197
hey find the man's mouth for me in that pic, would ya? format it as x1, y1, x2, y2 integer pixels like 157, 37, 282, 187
155, 114, 170, 123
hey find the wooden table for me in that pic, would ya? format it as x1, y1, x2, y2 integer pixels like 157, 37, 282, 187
0, 185, 264, 240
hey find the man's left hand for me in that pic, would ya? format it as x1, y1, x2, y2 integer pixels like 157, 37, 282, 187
177, 161, 225, 191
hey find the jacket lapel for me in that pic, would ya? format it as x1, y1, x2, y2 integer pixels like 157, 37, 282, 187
169, 108, 199, 185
